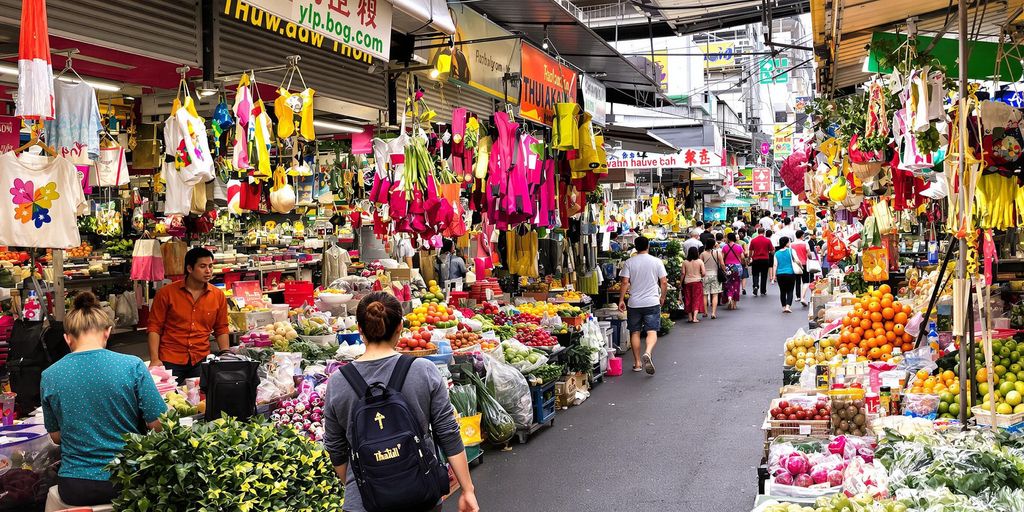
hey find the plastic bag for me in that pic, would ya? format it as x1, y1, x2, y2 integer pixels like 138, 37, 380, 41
500, 339, 548, 374
903, 393, 941, 419
257, 352, 302, 403
483, 351, 533, 428
842, 457, 889, 499
767, 439, 845, 498
862, 246, 889, 282
466, 371, 515, 443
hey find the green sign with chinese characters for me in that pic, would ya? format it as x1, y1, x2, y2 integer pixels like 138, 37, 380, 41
759, 58, 789, 84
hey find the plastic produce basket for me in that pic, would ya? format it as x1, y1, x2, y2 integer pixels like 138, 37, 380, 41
530, 382, 557, 424
0, 424, 59, 510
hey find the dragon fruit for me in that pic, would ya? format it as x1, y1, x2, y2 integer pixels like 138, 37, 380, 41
785, 452, 809, 476
775, 472, 795, 486
828, 436, 847, 456
794, 474, 814, 487
810, 465, 830, 484
828, 469, 844, 487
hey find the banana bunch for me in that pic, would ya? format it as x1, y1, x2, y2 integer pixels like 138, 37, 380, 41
975, 173, 1018, 230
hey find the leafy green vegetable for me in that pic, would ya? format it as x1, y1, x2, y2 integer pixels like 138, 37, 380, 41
450, 384, 477, 416
108, 415, 343, 511
528, 364, 564, 384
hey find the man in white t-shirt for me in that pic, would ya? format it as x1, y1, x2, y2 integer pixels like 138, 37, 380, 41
772, 217, 797, 247
732, 217, 746, 231
682, 230, 704, 254
618, 236, 668, 375
759, 214, 774, 231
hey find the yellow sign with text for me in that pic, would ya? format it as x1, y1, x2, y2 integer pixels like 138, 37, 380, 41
223, 0, 373, 64
701, 42, 735, 69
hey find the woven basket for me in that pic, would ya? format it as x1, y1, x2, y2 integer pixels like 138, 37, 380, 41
851, 160, 883, 181
402, 348, 438, 357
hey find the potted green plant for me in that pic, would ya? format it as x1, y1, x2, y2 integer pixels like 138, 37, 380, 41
108, 415, 343, 511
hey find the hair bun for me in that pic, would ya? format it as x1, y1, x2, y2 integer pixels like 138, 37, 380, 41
73, 291, 101, 310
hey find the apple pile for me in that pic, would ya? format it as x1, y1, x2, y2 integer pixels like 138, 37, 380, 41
272, 393, 326, 441
771, 398, 831, 423
479, 302, 500, 316
447, 331, 482, 350
515, 324, 558, 348
512, 313, 542, 325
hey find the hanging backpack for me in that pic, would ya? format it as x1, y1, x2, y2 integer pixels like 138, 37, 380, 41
341, 356, 450, 512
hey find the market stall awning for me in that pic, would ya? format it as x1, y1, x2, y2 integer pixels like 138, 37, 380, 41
585, 0, 810, 39
464, 0, 671, 107
392, 0, 456, 35
811, 0, 1008, 94
603, 125, 678, 154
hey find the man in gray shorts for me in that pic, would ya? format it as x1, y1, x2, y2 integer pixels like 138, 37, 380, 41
617, 236, 668, 375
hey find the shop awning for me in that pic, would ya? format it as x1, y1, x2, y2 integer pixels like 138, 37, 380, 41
464, 0, 670, 106
811, 0, 1007, 94
603, 125, 678, 154
392, 0, 456, 35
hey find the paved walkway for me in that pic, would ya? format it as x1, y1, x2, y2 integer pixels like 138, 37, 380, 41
445, 287, 806, 511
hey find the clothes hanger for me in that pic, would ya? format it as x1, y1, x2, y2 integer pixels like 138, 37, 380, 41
15, 123, 57, 157
54, 52, 85, 85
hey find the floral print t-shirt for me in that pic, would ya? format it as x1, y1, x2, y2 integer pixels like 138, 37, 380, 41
0, 153, 87, 248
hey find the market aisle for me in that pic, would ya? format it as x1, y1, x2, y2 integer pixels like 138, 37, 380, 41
447, 289, 806, 511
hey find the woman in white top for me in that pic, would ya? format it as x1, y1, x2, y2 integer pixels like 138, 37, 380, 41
700, 240, 726, 319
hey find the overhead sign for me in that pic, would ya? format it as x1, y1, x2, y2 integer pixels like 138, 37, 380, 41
416, 4, 520, 102
773, 124, 794, 159
701, 42, 735, 69
608, 148, 720, 169
243, 0, 393, 61
581, 75, 607, 125
520, 44, 578, 125
735, 167, 753, 188
223, 0, 374, 63
759, 57, 789, 84
752, 167, 773, 193
0, 117, 18, 153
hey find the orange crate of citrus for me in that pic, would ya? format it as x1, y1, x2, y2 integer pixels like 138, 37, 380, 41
836, 284, 915, 361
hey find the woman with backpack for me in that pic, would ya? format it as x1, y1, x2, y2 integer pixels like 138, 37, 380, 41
323, 292, 479, 512
700, 239, 725, 319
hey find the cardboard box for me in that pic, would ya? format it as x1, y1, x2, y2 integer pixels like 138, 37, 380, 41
228, 311, 275, 332
388, 268, 412, 281
555, 377, 577, 408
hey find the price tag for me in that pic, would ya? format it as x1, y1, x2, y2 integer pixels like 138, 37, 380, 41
799, 425, 812, 435
411, 298, 422, 308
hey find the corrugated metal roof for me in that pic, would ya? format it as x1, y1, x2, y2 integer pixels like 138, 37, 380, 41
465, 0, 666, 102
812, 0, 1008, 93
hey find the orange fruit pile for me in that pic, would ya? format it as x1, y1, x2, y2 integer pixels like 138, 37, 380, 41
910, 369, 960, 395
837, 284, 915, 361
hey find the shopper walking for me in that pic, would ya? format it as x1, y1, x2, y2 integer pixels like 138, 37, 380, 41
722, 232, 744, 310
148, 247, 230, 384
749, 228, 774, 296
700, 240, 724, 319
773, 237, 799, 313
681, 246, 706, 323
737, 228, 751, 295
41, 292, 167, 507
617, 236, 667, 375
790, 230, 811, 306
323, 292, 479, 512
683, 229, 704, 254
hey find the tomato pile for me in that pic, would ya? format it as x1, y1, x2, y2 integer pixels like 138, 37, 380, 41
515, 324, 558, 348
837, 284, 915, 361
771, 398, 831, 422
398, 328, 437, 352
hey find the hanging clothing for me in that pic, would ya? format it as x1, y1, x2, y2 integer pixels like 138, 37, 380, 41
95, 145, 129, 187
232, 77, 253, 169
162, 110, 213, 216
45, 80, 101, 160
552, 103, 580, 150
275, 87, 316, 140
250, 100, 273, 178
0, 154, 87, 248
322, 244, 348, 285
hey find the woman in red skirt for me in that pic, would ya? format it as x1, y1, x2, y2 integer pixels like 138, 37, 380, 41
680, 246, 707, 323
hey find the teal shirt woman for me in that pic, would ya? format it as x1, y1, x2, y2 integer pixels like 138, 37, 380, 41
41, 292, 167, 506
773, 236, 798, 313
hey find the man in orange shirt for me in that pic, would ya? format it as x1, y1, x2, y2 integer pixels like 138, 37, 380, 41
148, 247, 229, 383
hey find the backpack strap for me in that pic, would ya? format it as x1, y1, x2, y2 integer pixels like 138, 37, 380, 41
387, 354, 415, 391
340, 362, 369, 398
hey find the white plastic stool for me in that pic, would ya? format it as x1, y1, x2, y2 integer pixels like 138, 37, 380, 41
44, 486, 113, 512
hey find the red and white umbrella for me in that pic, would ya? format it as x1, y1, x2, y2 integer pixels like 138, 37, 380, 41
14, 0, 54, 120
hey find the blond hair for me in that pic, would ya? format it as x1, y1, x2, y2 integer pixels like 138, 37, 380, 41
65, 292, 113, 337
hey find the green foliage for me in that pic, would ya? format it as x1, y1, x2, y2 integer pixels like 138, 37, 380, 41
107, 415, 343, 512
